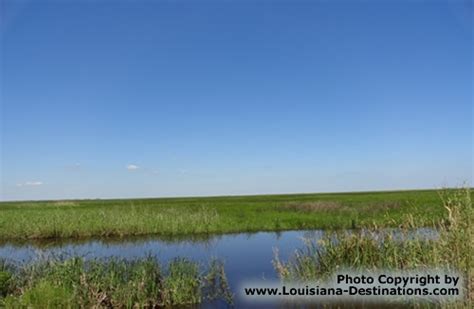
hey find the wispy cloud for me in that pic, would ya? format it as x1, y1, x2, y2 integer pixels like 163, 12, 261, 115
126, 164, 139, 171
17, 181, 43, 187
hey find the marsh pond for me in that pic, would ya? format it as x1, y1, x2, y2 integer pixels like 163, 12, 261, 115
0, 228, 438, 307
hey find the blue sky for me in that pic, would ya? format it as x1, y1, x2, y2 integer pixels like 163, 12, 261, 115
1, 0, 472, 201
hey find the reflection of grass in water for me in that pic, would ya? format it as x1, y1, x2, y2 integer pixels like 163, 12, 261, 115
0, 189, 463, 240
0, 231, 224, 250
0, 257, 233, 307
274, 188, 472, 307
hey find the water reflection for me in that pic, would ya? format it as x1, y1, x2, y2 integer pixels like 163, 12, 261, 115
0, 228, 438, 265
0, 230, 326, 267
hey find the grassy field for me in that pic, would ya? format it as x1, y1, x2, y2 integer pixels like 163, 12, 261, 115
0, 189, 468, 240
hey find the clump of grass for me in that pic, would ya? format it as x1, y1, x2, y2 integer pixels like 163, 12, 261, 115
274, 188, 472, 306
203, 259, 234, 304
0, 257, 233, 308
12, 280, 74, 308
0, 271, 11, 297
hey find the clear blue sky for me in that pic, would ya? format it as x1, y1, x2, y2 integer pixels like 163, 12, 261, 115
1, 0, 472, 201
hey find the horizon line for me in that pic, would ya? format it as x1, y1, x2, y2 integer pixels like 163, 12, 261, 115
1, 186, 471, 203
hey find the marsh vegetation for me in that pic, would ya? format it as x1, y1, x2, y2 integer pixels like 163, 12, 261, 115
0, 257, 232, 307
274, 188, 473, 307
0, 189, 454, 240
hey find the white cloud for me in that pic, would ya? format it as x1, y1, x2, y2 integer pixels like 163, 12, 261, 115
17, 181, 43, 187
126, 164, 139, 171
26, 181, 43, 186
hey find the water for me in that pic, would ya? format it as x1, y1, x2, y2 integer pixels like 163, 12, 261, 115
0, 228, 437, 308
0, 230, 326, 307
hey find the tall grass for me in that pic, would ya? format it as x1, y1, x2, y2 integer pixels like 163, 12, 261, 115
0, 257, 233, 308
274, 188, 472, 306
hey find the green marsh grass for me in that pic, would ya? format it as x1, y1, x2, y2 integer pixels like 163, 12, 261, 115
0, 257, 233, 308
0, 189, 459, 240
273, 188, 473, 307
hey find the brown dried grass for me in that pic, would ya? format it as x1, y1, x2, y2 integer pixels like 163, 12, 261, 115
281, 201, 347, 212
